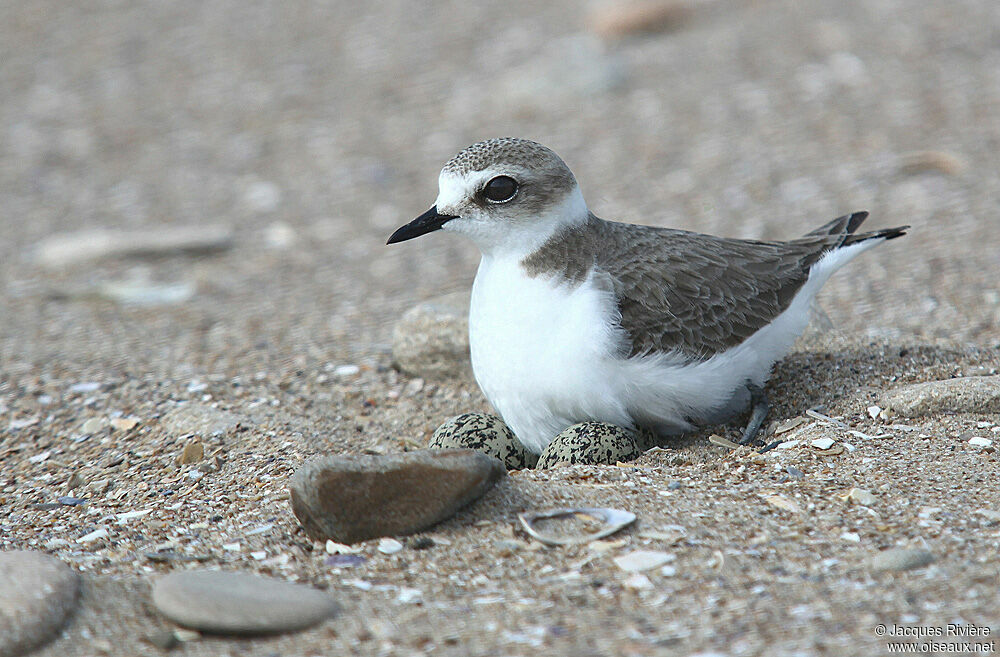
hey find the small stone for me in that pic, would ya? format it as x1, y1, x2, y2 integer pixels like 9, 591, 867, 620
110, 417, 139, 431
177, 440, 205, 465
161, 404, 244, 437
841, 532, 861, 543
403, 378, 425, 396
333, 364, 360, 378
81, 417, 104, 434
784, 466, 805, 480
77, 528, 109, 544
867, 405, 882, 420
898, 150, 966, 176
10, 417, 39, 430
589, 538, 629, 554
96, 279, 195, 306
396, 587, 422, 604
28, 450, 50, 464
588, 0, 692, 39
810, 437, 836, 450
430, 413, 537, 470
969, 436, 993, 448
391, 293, 471, 380
843, 488, 878, 506
116, 510, 151, 524
973, 509, 1000, 523
152, 570, 338, 635
613, 550, 673, 572
637, 525, 686, 544
325, 554, 366, 568
410, 537, 435, 550
377, 538, 403, 554
35, 224, 234, 268
186, 380, 208, 394
325, 541, 362, 555
173, 629, 201, 643
0, 551, 81, 656
623, 573, 654, 590
773, 416, 807, 435
65, 471, 87, 491
708, 434, 740, 449
146, 629, 180, 651
536, 422, 644, 468
880, 376, 1000, 418
763, 495, 802, 514
869, 548, 936, 572
289, 449, 505, 543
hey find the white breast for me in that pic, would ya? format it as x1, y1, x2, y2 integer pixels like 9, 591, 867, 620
469, 254, 635, 454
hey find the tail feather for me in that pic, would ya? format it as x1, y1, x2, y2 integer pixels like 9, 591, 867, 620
803, 211, 868, 238
841, 224, 909, 247
804, 210, 908, 247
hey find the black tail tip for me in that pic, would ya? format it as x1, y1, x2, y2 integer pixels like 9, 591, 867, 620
846, 211, 869, 233
881, 225, 910, 240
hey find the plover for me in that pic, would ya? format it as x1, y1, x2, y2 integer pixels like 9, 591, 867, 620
388, 138, 907, 454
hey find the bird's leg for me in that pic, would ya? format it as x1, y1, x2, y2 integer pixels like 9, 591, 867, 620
738, 383, 770, 447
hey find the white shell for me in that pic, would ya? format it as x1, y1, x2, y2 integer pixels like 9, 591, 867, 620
518, 507, 636, 546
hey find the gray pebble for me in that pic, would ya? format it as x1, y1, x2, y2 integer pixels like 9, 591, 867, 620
0, 550, 81, 656
391, 293, 471, 380
869, 548, 936, 572
880, 375, 1000, 418
151, 570, 337, 635
536, 422, 643, 468
289, 449, 505, 543
430, 413, 538, 469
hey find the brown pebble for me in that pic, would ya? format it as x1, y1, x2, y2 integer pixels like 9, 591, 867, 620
588, 0, 692, 39
898, 150, 966, 176
177, 440, 205, 465
65, 471, 87, 491
110, 417, 140, 431
289, 449, 505, 543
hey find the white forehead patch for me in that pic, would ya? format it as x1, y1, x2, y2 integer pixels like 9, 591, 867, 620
434, 169, 494, 214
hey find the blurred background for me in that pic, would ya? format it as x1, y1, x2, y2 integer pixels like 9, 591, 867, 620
2, 0, 999, 379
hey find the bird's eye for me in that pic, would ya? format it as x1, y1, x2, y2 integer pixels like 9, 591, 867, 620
482, 176, 518, 203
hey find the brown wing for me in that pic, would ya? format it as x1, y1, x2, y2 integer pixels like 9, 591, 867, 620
588, 216, 855, 360
520, 211, 903, 362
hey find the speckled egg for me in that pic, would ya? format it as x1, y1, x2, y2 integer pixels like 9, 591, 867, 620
429, 413, 538, 470
536, 422, 645, 468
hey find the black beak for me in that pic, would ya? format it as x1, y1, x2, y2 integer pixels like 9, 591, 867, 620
386, 206, 459, 245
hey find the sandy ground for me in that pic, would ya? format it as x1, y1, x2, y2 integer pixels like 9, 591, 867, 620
2, 0, 999, 655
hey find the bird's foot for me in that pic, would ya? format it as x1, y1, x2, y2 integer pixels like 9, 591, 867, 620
737, 384, 781, 452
